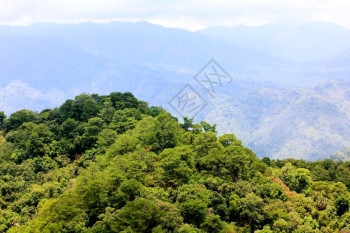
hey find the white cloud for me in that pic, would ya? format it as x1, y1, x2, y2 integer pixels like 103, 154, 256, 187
0, 0, 350, 30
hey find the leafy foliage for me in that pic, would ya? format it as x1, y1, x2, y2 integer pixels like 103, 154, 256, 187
0, 92, 350, 232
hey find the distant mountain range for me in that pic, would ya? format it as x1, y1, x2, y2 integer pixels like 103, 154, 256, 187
198, 22, 350, 62
0, 21, 350, 160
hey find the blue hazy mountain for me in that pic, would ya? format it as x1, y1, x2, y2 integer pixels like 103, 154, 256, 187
198, 22, 350, 62
1, 21, 350, 160
0, 22, 294, 73
204, 79, 350, 160
0, 22, 297, 106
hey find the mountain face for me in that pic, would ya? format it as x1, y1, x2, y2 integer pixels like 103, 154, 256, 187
198, 22, 350, 62
0, 21, 350, 160
205, 80, 350, 160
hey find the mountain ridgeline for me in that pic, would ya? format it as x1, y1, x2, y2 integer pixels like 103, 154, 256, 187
1, 92, 350, 232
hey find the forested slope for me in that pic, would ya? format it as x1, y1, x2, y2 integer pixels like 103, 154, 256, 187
0, 92, 350, 232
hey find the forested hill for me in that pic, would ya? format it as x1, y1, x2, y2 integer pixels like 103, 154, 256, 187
1, 92, 350, 232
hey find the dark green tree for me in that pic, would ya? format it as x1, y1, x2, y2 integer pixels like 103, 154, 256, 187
181, 117, 193, 131
0, 111, 6, 130
335, 196, 350, 216
5, 109, 37, 131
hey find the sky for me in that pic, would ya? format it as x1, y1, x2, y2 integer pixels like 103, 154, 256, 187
1, 0, 350, 30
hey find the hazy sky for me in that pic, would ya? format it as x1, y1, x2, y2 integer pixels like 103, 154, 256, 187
1, 0, 350, 30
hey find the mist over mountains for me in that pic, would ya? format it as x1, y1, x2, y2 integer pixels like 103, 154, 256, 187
0, 21, 350, 160
198, 22, 350, 62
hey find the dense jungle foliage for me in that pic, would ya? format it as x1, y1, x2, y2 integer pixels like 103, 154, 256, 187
0, 92, 350, 233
